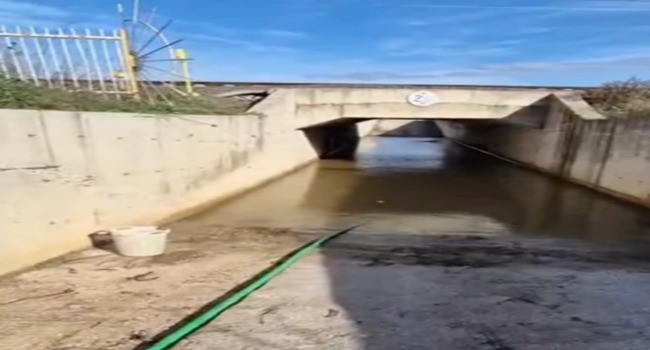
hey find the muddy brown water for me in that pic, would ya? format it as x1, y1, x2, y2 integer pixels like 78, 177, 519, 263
187, 137, 650, 243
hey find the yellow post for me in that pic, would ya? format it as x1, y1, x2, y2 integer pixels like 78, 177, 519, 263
175, 48, 193, 95
118, 29, 139, 99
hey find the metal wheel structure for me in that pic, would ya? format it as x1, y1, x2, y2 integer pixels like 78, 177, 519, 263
117, 0, 193, 101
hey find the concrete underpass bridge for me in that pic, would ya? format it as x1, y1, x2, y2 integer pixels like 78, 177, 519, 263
249, 87, 605, 159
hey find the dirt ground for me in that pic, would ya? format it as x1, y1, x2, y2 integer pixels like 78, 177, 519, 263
2, 221, 650, 350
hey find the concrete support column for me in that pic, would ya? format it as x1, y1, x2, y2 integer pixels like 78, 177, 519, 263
303, 123, 360, 159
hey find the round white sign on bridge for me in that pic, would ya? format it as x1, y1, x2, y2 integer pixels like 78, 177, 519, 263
407, 91, 439, 107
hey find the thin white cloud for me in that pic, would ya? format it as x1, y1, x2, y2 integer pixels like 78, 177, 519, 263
66, 14, 122, 30
307, 49, 650, 83
173, 20, 240, 37
481, 50, 650, 73
403, 19, 428, 27
378, 37, 517, 58
0, 0, 70, 27
399, 10, 501, 27
401, 2, 650, 11
378, 37, 420, 52
306, 69, 519, 85
388, 46, 516, 58
0, 1, 123, 30
187, 34, 300, 53
175, 19, 310, 41
0, 0, 68, 18
259, 29, 309, 39
578, 0, 650, 8
517, 27, 553, 35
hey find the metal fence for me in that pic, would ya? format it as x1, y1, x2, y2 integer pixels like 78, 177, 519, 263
0, 26, 136, 95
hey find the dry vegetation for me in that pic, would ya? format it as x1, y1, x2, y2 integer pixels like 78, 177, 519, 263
0, 77, 252, 115
585, 78, 650, 118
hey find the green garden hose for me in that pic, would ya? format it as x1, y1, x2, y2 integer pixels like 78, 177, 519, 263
145, 225, 358, 350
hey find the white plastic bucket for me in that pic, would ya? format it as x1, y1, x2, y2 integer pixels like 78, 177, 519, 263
111, 226, 169, 257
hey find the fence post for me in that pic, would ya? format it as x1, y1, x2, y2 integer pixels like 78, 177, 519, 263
175, 48, 193, 95
118, 28, 139, 99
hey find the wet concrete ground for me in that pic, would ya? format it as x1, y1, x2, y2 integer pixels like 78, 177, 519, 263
187, 232, 650, 350
0, 226, 309, 350
1, 137, 650, 349
3, 225, 650, 350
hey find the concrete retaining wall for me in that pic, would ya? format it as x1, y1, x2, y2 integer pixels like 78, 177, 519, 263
565, 117, 650, 205
438, 110, 650, 207
0, 108, 318, 274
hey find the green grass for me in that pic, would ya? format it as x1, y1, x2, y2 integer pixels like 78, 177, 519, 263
0, 77, 252, 115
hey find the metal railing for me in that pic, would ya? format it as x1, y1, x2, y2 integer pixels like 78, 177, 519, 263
0, 26, 136, 95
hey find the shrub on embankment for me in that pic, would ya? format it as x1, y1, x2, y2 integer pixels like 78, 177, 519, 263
585, 78, 650, 118
0, 77, 251, 115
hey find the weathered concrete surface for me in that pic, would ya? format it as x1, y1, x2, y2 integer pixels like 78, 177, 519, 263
2, 133, 649, 349
248, 88, 603, 133
0, 226, 308, 350
438, 106, 650, 207
1, 94, 434, 275
249, 87, 610, 164
282, 88, 603, 129
2, 226, 650, 350
0, 109, 319, 275
248, 87, 605, 163
0, 85, 638, 274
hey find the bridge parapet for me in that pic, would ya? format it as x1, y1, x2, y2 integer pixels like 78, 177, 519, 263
251, 87, 605, 130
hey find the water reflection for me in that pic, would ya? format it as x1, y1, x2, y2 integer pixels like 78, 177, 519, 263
189, 137, 650, 242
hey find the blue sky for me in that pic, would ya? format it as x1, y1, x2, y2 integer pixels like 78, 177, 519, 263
1, 0, 649, 86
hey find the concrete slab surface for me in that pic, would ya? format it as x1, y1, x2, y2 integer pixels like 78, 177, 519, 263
2, 222, 650, 350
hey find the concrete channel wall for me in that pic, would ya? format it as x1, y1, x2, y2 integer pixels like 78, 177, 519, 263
438, 107, 650, 207
0, 109, 319, 275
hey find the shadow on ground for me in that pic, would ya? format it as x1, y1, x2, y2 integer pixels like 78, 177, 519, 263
320, 232, 650, 350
